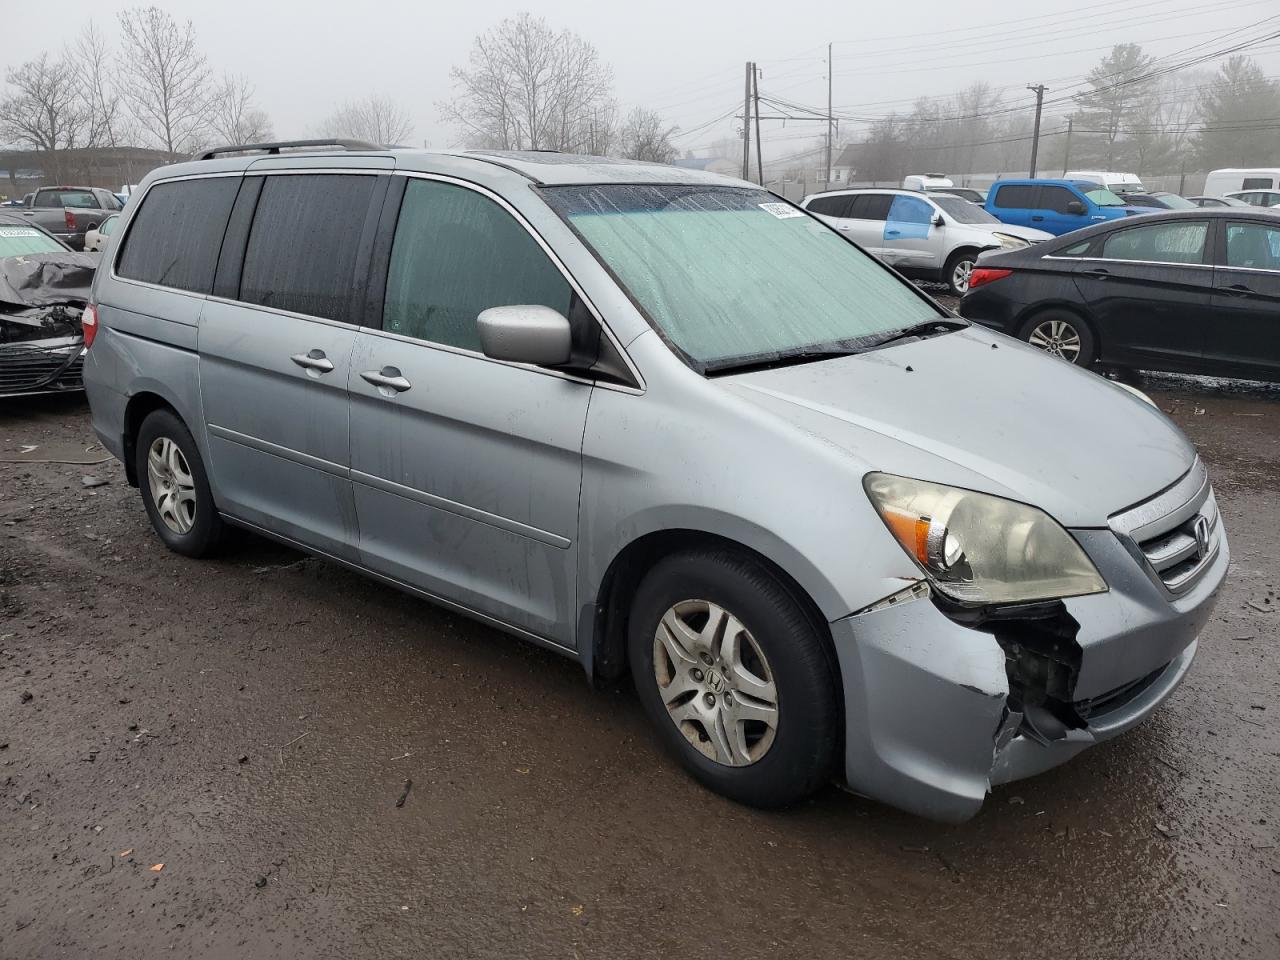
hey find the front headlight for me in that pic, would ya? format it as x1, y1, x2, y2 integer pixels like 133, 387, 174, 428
864, 473, 1106, 605
993, 232, 1029, 249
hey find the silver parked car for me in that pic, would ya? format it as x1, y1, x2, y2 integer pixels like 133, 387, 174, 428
801, 187, 1052, 294
83, 142, 1227, 822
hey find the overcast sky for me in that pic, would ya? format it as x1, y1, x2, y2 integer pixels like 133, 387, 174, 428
6, 0, 1280, 161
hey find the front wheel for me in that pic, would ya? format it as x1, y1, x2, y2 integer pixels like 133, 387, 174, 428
1019, 310, 1097, 366
945, 251, 978, 296
628, 549, 840, 808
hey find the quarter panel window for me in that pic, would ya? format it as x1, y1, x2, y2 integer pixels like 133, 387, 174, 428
1100, 221, 1207, 264
115, 177, 239, 294
239, 174, 376, 323
382, 179, 573, 351
992, 184, 1037, 208
1224, 222, 1280, 270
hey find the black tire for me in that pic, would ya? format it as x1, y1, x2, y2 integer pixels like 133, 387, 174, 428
1018, 308, 1097, 366
628, 549, 839, 808
134, 409, 225, 557
944, 249, 979, 296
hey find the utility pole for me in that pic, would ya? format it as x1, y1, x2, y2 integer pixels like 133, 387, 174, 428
742, 61, 753, 181
752, 65, 764, 184
826, 42, 833, 185
1061, 117, 1073, 175
1027, 83, 1047, 178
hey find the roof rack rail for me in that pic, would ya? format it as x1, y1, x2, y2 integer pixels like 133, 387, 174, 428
196, 138, 381, 161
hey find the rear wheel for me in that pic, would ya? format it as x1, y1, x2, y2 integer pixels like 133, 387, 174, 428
1019, 310, 1097, 366
134, 409, 225, 557
627, 549, 839, 808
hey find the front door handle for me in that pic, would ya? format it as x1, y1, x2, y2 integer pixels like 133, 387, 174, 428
361, 366, 412, 396
1222, 283, 1252, 297
1083, 268, 1111, 280
1030, 215, 1045, 221
291, 349, 334, 375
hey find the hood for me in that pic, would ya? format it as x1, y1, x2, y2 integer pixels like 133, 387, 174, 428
718, 326, 1194, 527
0, 251, 98, 309
989, 223, 1054, 243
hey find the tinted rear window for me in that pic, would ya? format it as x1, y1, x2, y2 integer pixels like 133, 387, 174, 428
993, 184, 1037, 208
116, 177, 239, 294
805, 196, 852, 217
37, 189, 98, 209
238, 174, 375, 323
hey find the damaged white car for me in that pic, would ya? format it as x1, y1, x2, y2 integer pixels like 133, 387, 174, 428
0, 215, 96, 397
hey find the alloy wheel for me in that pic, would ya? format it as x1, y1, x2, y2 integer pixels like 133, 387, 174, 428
1028, 318, 1083, 363
652, 599, 779, 766
146, 436, 197, 535
951, 259, 975, 293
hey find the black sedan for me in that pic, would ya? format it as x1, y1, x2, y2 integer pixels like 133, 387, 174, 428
958, 209, 1280, 381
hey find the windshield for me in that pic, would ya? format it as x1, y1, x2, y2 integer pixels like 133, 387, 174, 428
1154, 193, 1196, 209
542, 184, 942, 371
1082, 187, 1127, 207
0, 225, 64, 257
931, 196, 999, 224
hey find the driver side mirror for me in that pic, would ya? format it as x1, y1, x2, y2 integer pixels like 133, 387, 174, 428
477, 304, 572, 367
1066, 200, 1086, 215
932, 213, 945, 227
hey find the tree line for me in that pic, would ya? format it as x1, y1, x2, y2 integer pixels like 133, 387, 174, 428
851, 44, 1280, 182
0, 8, 681, 186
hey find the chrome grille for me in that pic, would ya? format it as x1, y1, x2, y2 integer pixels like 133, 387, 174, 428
1109, 459, 1220, 596
0, 342, 82, 394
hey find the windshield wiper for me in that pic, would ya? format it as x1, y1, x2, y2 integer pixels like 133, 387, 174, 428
865, 317, 968, 351
704, 345, 867, 376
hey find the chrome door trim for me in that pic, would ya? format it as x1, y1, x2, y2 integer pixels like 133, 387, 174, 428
351, 469, 571, 549
1042, 255, 1214, 270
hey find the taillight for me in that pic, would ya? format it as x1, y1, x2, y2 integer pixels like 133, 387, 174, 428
65, 209, 76, 231
81, 303, 98, 349
967, 267, 1012, 291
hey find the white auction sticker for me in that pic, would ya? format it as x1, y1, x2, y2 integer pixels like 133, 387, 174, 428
0, 227, 41, 238
758, 202, 805, 219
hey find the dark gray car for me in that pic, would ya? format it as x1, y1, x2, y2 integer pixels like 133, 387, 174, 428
81, 143, 1227, 821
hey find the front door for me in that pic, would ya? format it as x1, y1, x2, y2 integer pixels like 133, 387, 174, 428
1208, 219, 1280, 378
199, 171, 385, 560
349, 176, 593, 645
883, 193, 943, 276
1071, 218, 1213, 371
1036, 184, 1096, 236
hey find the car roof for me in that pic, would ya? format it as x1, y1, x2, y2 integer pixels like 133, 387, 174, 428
990, 178, 1094, 188
143, 147, 747, 190
804, 187, 923, 199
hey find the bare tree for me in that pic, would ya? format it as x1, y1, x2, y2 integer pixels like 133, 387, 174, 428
440, 13, 615, 151
210, 75, 274, 147
117, 6, 212, 159
316, 95, 412, 146
619, 107, 678, 163
0, 53, 83, 180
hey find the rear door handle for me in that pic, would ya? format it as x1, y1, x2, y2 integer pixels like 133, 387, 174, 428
1222, 283, 1252, 297
360, 366, 412, 396
291, 349, 334, 375
1083, 268, 1111, 280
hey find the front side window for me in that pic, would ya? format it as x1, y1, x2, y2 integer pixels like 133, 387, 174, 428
886, 195, 933, 239
1041, 186, 1085, 214
116, 177, 239, 294
1225, 222, 1280, 271
1100, 221, 1207, 265
383, 179, 573, 351
543, 183, 941, 372
239, 174, 376, 323
992, 184, 1037, 208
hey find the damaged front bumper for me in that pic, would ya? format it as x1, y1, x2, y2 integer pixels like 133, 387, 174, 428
0, 334, 85, 397
831, 514, 1228, 823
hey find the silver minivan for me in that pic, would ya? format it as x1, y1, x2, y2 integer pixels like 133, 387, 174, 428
83, 143, 1227, 822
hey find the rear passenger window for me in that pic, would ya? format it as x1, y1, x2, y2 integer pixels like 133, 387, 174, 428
116, 177, 239, 294
806, 196, 852, 217
1224, 222, 1280, 270
382, 179, 573, 351
848, 194, 893, 220
239, 174, 376, 323
1100, 221, 1207, 264
992, 185, 1037, 208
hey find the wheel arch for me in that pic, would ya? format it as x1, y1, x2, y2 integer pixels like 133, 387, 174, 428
1015, 302, 1101, 359
581, 527, 839, 690
120, 390, 184, 487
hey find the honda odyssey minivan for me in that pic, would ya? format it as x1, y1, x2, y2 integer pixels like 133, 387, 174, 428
83, 142, 1227, 822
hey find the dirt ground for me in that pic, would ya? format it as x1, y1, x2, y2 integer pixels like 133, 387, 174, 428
2, 372, 1278, 960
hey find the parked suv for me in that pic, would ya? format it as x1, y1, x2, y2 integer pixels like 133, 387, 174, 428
84, 142, 1227, 822
802, 188, 1051, 294
985, 179, 1144, 235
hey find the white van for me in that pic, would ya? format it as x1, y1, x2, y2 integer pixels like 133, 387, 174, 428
1065, 171, 1145, 194
1203, 168, 1280, 197
902, 173, 953, 192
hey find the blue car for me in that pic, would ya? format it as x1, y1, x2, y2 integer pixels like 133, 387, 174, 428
984, 179, 1147, 235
